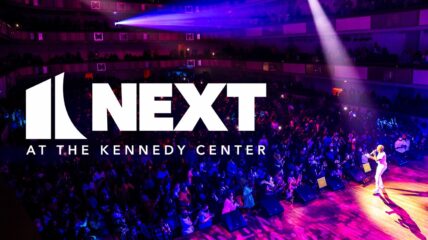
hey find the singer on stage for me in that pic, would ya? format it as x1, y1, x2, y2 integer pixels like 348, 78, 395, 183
366, 145, 388, 194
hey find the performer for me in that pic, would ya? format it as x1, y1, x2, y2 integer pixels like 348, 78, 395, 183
366, 145, 387, 194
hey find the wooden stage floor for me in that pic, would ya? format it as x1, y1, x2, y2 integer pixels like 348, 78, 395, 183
185, 159, 428, 240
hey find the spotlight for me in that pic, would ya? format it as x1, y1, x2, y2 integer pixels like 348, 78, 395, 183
186, 48, 190, 52
344, 106, 348, 111
211, 52, 216, 56
309, 0, 371, 115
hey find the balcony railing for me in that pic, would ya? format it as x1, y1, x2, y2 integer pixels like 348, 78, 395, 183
3, 9, 427, 43
1, 59, 427, 98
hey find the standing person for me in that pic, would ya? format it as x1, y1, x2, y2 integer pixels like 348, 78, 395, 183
242, 183, 255, 209
367, 145, 387, 195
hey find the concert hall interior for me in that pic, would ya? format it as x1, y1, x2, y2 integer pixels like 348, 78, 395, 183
1, 0, 428, 240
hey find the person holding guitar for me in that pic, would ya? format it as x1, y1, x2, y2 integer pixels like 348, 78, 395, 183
366, 145, 387, 195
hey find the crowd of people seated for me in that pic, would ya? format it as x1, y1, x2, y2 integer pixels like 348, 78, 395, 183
0, 1, 428, 239
1, 42, 428, 75
0, 73, 426, 239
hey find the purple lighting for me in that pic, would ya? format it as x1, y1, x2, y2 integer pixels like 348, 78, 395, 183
116, 1, 292, 32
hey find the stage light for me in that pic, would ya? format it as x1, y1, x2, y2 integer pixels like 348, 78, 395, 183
115, 1, 289, 32
309, 0, 372, 114
186, 48, 190, 52
344, 106, 348, 111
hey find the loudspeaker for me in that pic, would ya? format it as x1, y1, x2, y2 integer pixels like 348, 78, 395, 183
393, 154, 408, 166
327, 176, 345, 191
259, 195, 284, 217
295, 185, 317, 203
346, 168, 366, 183
222, 210, 247, 232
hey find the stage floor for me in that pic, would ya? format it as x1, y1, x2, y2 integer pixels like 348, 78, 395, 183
186, 159, 428, 240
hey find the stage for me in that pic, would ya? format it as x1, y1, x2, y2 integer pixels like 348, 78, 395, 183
185, 158, 428, 240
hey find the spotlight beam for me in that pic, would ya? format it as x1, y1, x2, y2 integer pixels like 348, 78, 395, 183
116, 1, 286, 32
308, 0, 366, 95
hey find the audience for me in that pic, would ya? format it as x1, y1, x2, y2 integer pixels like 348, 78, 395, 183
0, 73, 426, 239
0, 1, 427, 239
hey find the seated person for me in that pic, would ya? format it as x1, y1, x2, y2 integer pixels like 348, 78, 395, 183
395, 135, 410, 155
222, 191, 240, 214
179, 210, 194, 236
195, 204, 214, 230
156, 163, 170, 181
273, 152, 285, 173
330, 161, 343, 179
154, 218, 172, 239
226, 159, 238, 177
260, 175, 276, 196
178, 185, 191, 207
286, 171, 302, 202
274, 172, 287, 196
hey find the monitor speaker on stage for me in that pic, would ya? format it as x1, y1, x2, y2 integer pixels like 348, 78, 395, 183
222, 210, 247, 232
327, 176, 345, 191
346, 168, 366, 183
392, 155, 408, 166
295, 185, 317, 203
259, 195, 284, 217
